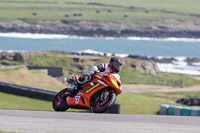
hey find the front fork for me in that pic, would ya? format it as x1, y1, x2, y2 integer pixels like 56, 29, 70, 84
99, 89, 110, 102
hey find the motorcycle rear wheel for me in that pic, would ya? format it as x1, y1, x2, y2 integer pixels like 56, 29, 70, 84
91, 90, 116, 113
52, 88, 70, 111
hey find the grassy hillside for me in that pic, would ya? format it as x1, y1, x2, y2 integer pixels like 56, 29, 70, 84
0, 67, 66, 92
26, 52, 200, 87
1, 52, 200, 89
0, 0, 199, 31
120, 68, 200, 87
1, 52, 200, 90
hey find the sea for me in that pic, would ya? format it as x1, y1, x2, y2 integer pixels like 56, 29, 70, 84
0, 32, 200, 75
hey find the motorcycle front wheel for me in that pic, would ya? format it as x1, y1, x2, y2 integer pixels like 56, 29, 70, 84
91, 90, 116, 113
52, 88, 70, 111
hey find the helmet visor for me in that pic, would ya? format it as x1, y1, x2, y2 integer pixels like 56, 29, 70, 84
112, 61, 122, 72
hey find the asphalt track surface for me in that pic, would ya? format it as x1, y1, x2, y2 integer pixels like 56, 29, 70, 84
0, 109, 200, 133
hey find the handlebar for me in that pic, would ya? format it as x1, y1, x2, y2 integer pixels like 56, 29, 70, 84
96, 72, 109, 77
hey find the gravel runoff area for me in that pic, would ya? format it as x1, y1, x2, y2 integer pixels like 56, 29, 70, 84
0, 109, 200, 133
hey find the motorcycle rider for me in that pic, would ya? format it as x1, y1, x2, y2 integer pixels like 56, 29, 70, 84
68, 57, 123, 92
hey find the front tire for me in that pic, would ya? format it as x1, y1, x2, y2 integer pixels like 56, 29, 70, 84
91, 91, 116, 113
52, 88, 70, 111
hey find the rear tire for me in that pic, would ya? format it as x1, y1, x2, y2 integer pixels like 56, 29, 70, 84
91, 91, 116, 113
52, 88, 70, 111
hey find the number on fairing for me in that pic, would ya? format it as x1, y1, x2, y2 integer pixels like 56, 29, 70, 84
75, 96, 80, 104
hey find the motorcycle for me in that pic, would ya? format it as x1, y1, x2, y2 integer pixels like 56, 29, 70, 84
52, 72, 122, 113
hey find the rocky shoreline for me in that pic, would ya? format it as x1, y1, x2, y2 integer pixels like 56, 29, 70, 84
73, 50, 200, 66
1, 26, 200, 39
0, 20, 200, 38
127, 55, 200, 65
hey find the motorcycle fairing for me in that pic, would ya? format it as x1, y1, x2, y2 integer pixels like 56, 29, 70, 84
66, 80, 107, 109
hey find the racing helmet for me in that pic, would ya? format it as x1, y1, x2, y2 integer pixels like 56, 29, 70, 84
109, 57, 123, 72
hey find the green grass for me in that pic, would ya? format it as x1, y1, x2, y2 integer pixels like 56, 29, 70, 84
0, 90, 199, 115
1, 0, 199, 13
0, 92, 52, 111
117, 92, 184, 115
0, 60, 23, 65
163, 73, 200, 87
0, 0, 199, 26
118, 91, 200, 115
120, 67, 200, 87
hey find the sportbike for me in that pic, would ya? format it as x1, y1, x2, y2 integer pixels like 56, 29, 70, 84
52, 72, 122, 113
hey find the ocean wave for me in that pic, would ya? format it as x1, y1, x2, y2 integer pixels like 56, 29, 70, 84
0, 50, 16, 53
0, 32, 118, 40
77, 49, 104, 56
157, 63, 200, 75
0, 32, 92, 39
127, 37, 200, 42
76, 49, 129, 58
2, 32, 200, 42
0, 50, 28, 53
153, 56, 200, 75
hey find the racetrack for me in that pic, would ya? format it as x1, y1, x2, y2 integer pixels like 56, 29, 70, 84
0, 109, 200, 133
